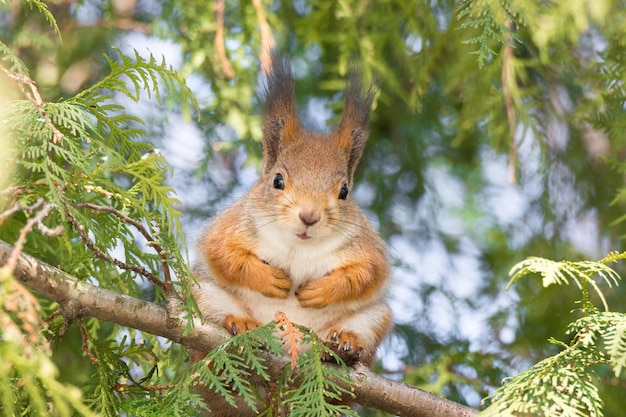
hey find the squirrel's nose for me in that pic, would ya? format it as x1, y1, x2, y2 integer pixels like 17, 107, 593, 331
299, 210, 320, 227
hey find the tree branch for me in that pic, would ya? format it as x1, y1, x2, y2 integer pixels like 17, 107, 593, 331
63, 206, 166, 291
0, 240, 225, 351
0, 66, 64, 144
1, 199, 62, 273
0, 239, 478, 417
252, 0, 276, 75
213, 0, 235, 79
502, 21, 517, 185
69, 202, 175, 296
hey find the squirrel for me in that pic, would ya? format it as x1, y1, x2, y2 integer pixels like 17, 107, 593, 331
190, 51, 392, 416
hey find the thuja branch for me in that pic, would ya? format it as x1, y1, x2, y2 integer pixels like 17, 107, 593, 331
69, 202, 174, 295
0, 65, 64, 144
0, 199, 62, 274
63, 206, 167, 291
0, 240, 479, 417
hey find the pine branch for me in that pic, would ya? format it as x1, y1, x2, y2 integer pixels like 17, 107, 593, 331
457, 0, 526, 68
0, 239, 478, 417
0, 239, 225, 353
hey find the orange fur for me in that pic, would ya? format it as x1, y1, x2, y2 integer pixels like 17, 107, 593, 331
296, 258, 387, 308
203, 225, 291, 299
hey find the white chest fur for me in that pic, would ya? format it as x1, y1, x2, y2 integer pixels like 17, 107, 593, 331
254, 221, 344, 287
241, 221, 349, 331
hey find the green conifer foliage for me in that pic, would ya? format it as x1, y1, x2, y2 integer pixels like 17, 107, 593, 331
2, 0, 626, 415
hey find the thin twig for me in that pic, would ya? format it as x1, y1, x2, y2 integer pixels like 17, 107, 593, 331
46, 309, 63, 323
70, 202, 173, 296
79, 318, 98, 363
213, 0, 235, 79
36, 221, 64, 236
71, 203, 153, 246
61, 18, 150, 33
0, 185, 23, 199
502, 21, 517, 184
2, 199, 60, 274
0, 199, 40, 224
64, 207, 166, 291
0, 199, 61, 353
0, 197, 47, 221
0, 65, 64, 144
45, 309, 71, 342
113, 383, 175, 392
253, 0, 276, 75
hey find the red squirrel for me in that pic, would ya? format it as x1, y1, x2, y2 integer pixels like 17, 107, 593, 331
191, 51, 391, 415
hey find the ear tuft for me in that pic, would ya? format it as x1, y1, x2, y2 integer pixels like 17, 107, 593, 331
338, 71, 376, 179
262, 50, 300, 174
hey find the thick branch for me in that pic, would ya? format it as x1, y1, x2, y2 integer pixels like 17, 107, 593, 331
0, 239, 226, 351
0, 240, 478, 417
350, 364, 478, 416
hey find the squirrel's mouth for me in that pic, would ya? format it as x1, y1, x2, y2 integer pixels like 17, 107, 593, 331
296, 233, 311, 240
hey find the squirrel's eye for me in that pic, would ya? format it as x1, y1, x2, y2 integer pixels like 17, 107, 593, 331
273, 173, 285, 190
338, 183, 349, 200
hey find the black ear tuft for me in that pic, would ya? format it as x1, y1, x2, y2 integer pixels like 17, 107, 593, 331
261, 50, 299, 174
338, 70, 376, 179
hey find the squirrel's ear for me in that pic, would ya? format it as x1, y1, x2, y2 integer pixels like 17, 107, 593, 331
337, 71, 376, 179
262, 50, 300, 174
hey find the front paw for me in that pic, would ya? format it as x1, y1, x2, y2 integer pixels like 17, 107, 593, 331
296, 279, 331, 308
321, 328, 364, 366
221, 314, 263, 335
256, 262, 292, 299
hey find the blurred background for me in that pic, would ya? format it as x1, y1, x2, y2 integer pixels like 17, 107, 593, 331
2, 0, 626, 414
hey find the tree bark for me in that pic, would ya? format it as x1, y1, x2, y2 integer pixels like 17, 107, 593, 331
0, 240, 479, 417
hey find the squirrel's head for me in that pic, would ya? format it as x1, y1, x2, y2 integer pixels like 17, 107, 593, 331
254, 51, 375, 243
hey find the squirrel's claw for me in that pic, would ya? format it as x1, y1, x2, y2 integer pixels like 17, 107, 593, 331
321, 328, 364, 366
221, 314, 262, 335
